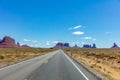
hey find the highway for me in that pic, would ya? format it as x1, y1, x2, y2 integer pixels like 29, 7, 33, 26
0, 50, 101, 80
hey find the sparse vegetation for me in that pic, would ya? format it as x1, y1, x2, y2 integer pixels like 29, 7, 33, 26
64, 48, 120, 80
0, 48, 56, 68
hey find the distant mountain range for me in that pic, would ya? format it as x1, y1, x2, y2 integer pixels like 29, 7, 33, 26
0, 36, 119, 48
54, 42, 119, 49
0, 36, 30, 48
53, 42, 97, 48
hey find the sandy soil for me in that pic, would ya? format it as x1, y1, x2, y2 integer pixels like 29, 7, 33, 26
0, 48, 56, 68
64, 48, 120, 80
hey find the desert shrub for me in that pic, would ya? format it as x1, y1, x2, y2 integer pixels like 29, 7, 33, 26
108, 56, 116, 59
0, 55, 5, 59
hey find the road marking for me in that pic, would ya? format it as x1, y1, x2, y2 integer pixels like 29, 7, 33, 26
63, 52, 89, 80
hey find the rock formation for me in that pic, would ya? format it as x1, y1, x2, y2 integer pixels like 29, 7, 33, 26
0, 36, 17, 48
0, 36, 30, 48
83, 44, 92, 48
82, 43, 97, 48
54, 42, 70, 48
73, 44, 80, 48
21, 45, 31, 48
92, 43, 97, 48
17, 42, 20, 46
111, 43, 119, 48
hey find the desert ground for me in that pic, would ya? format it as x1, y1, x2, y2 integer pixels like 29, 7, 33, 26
0, 48, 120, 80
64, 48, 120, 80
0, 48, 56, 68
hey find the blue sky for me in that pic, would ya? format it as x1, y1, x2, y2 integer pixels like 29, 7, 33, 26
0, 0, 120, 48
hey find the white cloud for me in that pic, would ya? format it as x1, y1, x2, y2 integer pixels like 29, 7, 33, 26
81, 42, 85, 44
46, 43, 50, 46
68, 25, 82, 30
52, 41, 59, 44
29, 44, 39, 47
84, 37, 92, 39
72, 31, 84, 35
46, 41, 50, 46
71, 42, 80, 45
29, 44, 34, 47
72, 42, 75, 44
82, 37, 96, 41
23, 39, 41, 47
23, 39, 31, 42
23, 39, 39, 43
73, 25, 82, 29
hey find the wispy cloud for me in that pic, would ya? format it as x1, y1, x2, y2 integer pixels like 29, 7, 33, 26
23, 39, 31, 42
46, 41, 50, 46
23, 39, 38, 43
23, 39, 40, 47
81, 42, 85, 44
32, 40, 38, 43
105, 32, 112, 34
72, 41, 80, 45
92, 38, 97, 41
84, 37, 92, 39
68, 25, 82, 30
72, 31, 84, 35
52, 41, 59, 44
82, 37, 96, 41
29, 44, 40, 47
73, 25, 81, 29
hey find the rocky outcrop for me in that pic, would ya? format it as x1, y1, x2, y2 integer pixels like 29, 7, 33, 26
73, 44, 80, 48
0, 36, 18, 48
92, 43, 97, 48
82, 43, 97, 48
64, 43, 70, 47
54, 42, 70, 48
21, 45, 31, 48
111, 43, 119, 48
17, 42, 20, 47
83, 44, 92, 48
0, 36, 30, 48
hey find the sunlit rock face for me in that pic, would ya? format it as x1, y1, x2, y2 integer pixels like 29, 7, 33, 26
0, 36, 30, 48
0, 36, 17, 48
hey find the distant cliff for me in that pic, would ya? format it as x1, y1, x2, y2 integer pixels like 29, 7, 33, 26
82, 43, 97, 48
54, 42, 97, 48
54, 42, 71, 48
0, 36, 30, 48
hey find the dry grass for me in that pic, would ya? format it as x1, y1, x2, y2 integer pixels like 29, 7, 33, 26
64, 48, 120, 80
0, 48, 56, 68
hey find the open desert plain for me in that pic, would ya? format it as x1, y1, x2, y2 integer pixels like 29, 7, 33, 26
64, 48, 120, 80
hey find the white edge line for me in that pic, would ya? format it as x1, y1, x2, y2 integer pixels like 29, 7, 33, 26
63, 52, 89, 80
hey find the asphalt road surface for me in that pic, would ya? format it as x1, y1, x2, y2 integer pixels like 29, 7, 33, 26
0, 50, 101, 80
